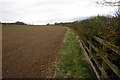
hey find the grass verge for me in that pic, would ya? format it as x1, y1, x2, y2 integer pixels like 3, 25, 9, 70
54, 28, 97, 78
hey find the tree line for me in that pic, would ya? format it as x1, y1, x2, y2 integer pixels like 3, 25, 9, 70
1, 21, 27, 25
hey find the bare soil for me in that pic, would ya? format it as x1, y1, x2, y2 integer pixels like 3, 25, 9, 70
2, 25, 66, 78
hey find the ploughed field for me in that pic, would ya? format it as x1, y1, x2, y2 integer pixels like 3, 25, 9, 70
2, 25, 66, 78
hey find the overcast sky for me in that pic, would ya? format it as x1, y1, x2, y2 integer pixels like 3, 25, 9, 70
0, 0, 118, 25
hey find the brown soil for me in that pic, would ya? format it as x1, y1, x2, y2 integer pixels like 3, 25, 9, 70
2, 25, 66, 78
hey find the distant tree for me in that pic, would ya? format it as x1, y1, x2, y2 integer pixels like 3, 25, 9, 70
54, 22, 58, 25
47, 23, 50, 25
15, 21, 26, 25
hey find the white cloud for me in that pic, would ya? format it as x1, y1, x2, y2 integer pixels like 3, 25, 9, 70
0, 0, 118, 24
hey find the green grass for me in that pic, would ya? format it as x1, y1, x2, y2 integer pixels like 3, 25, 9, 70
54, 28, 97, 78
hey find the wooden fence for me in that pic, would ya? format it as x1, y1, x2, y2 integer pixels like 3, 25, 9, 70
75, 34, 120, 80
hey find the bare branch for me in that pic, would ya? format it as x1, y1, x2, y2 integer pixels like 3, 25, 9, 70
96, 0, 120, 6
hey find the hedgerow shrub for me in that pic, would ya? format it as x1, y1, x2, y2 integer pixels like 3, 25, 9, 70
68, 15, 119, 46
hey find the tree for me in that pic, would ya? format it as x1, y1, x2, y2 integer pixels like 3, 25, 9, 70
15, 21, 26, 25
96, 0, 120, 19
47, 23, 50, 25
96, 0, 120, 6
54, 22, 58, 25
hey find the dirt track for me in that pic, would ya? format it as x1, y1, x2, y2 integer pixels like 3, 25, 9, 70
2, 25, 66, 78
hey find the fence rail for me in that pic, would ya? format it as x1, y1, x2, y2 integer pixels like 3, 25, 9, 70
93, 36, 120, 55
76, 34, 120, 80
